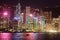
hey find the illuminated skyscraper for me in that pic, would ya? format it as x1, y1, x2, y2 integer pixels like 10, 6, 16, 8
40, 9, 45, 26
26, 6, 30, 22
43, 11, 52, 23
26, 6, 31, 30
14, 3, 22, 32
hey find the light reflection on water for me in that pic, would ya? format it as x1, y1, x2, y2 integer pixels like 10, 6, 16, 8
13, 33, 44, 40
13, 33, 24, 40
0, 33, 12, 40
0, 32, 60, 40
23, 33, 38, 40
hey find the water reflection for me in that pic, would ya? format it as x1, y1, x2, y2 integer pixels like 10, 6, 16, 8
0, 32, 60, 40
0, 33, 12, 40
24, 33, 37, 40
13, 33, 24, 40
13, 33, 44, 40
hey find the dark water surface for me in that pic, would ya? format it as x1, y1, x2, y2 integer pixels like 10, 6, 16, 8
0, 32, 60, 40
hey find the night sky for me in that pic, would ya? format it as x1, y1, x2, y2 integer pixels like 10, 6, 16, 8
0, 0, 60, 18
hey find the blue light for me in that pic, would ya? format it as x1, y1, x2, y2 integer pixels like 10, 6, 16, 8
14, 16, 20, 20
13, 33, 24, 40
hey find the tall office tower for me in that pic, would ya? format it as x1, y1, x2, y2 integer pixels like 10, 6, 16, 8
40, 8, 44, 16
49, 11, 52, 22
14, 3, 22, 31
30, 14, 34, 31
22, 9, 26, 24
14, 3, 21, 19
40, 9, 45, 27
43, 11, 49, 23
43, 11, 52, 23
26, 6, 30, 30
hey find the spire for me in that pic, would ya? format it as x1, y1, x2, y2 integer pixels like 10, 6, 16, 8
14, 3, 22, 21
15, 3, 21, 15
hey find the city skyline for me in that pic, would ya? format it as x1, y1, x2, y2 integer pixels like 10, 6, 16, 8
0, 0, 60, 40
0, 0, 60, 18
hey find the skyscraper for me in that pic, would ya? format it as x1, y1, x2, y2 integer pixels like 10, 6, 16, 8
43, 11, 52, 23
26, 6, 31, 30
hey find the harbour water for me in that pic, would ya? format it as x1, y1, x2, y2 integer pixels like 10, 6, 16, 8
0, 32, 60, 40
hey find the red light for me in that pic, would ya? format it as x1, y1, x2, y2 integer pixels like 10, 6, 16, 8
2, 11, 8, 18
3, 12, 8, 16
29, 14, 33, 17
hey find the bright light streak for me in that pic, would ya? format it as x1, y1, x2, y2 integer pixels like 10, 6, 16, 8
47, 30, 57, 32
